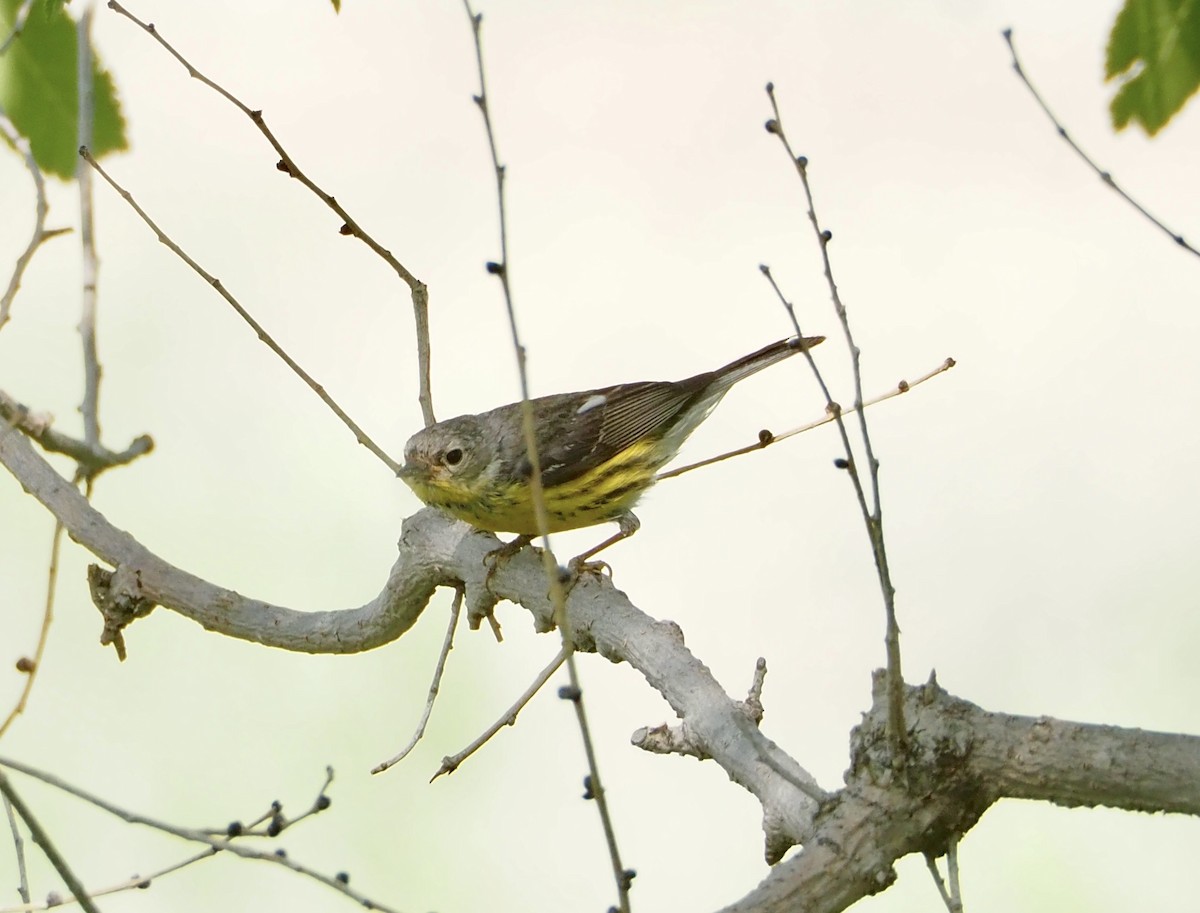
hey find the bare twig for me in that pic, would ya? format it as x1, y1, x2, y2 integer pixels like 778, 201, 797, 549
0, 0, 35, 57
764, 83, 907, 758
372, 587, 464, 773
1002, 29, 1198, 261
560, 673, 634, 909
924, 835, 964, 913
0, 517, 65, 740
0, 849, 216, 913
77, 4, 102, 450
431, 644, 568, 781
0, 110, 66, 332
925, 852, 954, 912
0, 760, 394, 912
77, 147, 401, 474
657, 356, 956, 482
0, 772, 100, 913
460, 6, 631, 909
0, 389, 152, 473
3, 794, 31, 907
105, 0, 437, 425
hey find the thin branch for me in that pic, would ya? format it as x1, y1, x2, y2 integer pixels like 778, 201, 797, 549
764, 83, 906, 757
560, 660, 633, 909
946, 834, 963, 912
3, 794, 31, 907
0, 772, 100, 913
77, 147, 401, 475
431, 644, 568, 781
1002, 29, 1198, 260
0, 849, 216, 913
0, 109, 65, 332
105, 0, 437, 425
460, 6, 631, 909
0, 516, 65, 740
0, 0, 35, 57
0, 389, 152, 474
460, 2, 556, 559
0, 760, 395, 912
925, 853, 953, 912
77, 4, 102, 451
372, 587, 464, 774
657, 357, 956, 482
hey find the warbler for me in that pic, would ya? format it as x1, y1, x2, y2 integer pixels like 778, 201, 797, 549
399, 335, 824, 552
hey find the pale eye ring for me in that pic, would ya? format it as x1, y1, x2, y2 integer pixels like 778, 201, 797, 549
444, 447, 464, 467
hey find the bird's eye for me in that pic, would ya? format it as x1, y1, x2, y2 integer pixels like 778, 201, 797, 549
444, 447, 464, 467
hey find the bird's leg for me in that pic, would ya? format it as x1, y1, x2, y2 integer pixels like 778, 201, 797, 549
568, 511, 641, 575
481, 535, 536, 634
484, 533, 534, 581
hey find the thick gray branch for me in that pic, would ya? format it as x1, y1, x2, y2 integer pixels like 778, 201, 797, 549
0, 424, 822, 854
723, 674, 1200, 913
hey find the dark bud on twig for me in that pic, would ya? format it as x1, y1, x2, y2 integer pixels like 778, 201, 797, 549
270, 800, 282, 813
473, 94, 484, 107
758, 429, 774, 446
796, 155, 808, 168
582, 775, 595, 800
558, 684, 582, 702
758, 263, 770, 275
135, 877, 151, 889
267, 814, 284, 837
620, 869, 638, 890
339, 223, 353, 236
275, 159, 289, 173
897, 380, 910, 393
834, 457, 850, 470
764, 119, 780, 134
316, 795, 332, 811
274, 849, 287, 858
15, 656, 34, 673
226, 821, 243, 837
336, 872, 350, 885
820, 229, 832, 243
765, 81, 774, 93
485, 261, 504, 275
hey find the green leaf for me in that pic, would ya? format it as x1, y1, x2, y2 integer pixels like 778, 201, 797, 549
0, 0, 128, 179
1105, 0, 1200, 136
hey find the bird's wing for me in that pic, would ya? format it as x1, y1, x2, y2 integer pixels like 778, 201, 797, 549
530, 379, 704, 487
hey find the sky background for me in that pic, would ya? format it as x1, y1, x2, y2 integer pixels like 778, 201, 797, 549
2, 1, 1199, 911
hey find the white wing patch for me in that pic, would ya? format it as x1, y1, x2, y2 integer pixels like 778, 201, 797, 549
576, 394, 607, 415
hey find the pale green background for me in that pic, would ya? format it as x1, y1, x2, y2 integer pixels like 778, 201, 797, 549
1, 1, 1198, 911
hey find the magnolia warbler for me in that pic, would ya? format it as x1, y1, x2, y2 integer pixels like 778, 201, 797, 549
399, 335, 824, 555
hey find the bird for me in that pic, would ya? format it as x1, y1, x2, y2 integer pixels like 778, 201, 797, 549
399, 334, 824, 560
